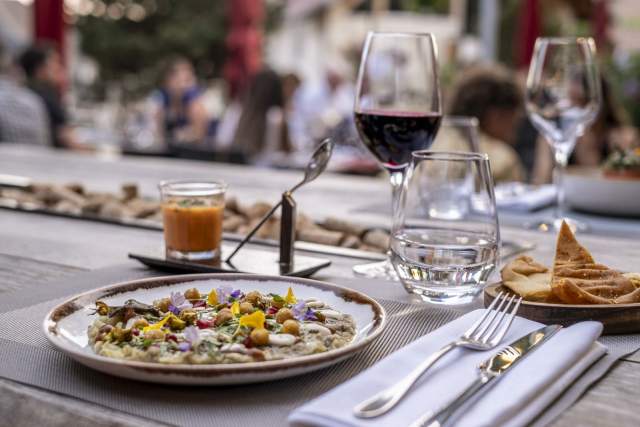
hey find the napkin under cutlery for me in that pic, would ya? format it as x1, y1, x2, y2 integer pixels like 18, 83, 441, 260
289, 310, 605, 427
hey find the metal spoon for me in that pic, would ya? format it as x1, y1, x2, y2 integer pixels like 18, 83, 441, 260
225, 139, 334, 263
288, 138, 334, 193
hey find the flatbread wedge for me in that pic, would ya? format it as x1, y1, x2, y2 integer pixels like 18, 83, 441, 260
552, 221, 640, 304
500, 256, 552, 301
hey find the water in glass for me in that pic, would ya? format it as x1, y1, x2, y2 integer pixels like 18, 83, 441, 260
391, 228, 498, 302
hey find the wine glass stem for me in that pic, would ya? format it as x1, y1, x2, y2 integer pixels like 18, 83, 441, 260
389, 169, 406, 236
553, 149, 569, 221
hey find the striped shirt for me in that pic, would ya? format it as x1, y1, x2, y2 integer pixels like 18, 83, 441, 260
0, 77, 50, 145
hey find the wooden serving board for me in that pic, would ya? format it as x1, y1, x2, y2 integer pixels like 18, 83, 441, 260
484, 283, 640, 334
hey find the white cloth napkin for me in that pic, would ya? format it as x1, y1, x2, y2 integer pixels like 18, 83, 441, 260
289, 310, 605, 427
495, 183, 556, 212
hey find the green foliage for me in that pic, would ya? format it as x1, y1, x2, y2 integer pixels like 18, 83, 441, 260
605, 55, 640, 128
396, 0, 449, 14
76, 0, 227, 95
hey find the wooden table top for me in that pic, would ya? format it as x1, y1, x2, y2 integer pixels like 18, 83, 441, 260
0, 144, 639, 426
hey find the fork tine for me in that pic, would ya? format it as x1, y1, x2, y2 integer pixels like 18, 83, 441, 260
462, 291, 504, 339
486, 296, 523, 345
478, 294, 516, 343
470, 292, 511, 340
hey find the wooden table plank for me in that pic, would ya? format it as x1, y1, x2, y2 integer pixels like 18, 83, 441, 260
552, 360, 640, 427
0, 378, 164, 427
0, 253, 85, 294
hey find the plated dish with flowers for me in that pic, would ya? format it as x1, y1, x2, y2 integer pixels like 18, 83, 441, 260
44, 273, 385, 385
88, 285, 356, 364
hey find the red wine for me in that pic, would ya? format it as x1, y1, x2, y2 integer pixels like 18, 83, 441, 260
354, 110, 442, 169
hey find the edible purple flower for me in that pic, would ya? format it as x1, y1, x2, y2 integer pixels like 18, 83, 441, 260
169, 291, 192, 313
229, 289, 244, 301
291, 301, 318, 321
303, 308, 318, 321
177, 342, 191, 352
184, 326, 200, 345
216, 285, 233, 303
292, 301, 307, 321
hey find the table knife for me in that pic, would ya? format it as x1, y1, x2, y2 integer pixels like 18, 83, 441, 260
410, 324, 562, 427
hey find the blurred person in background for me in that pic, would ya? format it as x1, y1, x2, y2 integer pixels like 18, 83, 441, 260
531, 77, 639, 183
18, 43, 79, 149
448, 66, 525, 182
154, 56, 209, 149
0, 41, 49, 145
231, 68, 296, 164
288, 63, 355, 156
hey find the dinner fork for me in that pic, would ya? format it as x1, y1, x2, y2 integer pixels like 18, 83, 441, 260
353, 292, 523, 419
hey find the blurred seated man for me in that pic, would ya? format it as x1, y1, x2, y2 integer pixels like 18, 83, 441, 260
154, 56, 208, 149
0, 41, 49, 145
18, 43, 80, 149
448, 66, 525, 182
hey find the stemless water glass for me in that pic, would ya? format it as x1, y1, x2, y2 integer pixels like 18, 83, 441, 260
390, 152, 500, 304
525, 37, 601, 232
352, 31, 442, 279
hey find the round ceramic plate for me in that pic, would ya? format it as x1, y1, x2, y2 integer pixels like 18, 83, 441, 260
43, 273, 386, 385
565, 167, 640, 216
484, 283, 640, 334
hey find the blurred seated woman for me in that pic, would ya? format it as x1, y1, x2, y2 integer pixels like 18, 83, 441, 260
231, 68, 295, 164
154, 57, 208, 148
531, 77, 639, 183
448, 66, 525, 182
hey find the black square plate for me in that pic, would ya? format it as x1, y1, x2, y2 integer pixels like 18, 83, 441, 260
129, 246, 331, 278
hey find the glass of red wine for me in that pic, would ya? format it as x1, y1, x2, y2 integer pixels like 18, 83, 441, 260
353, 32, 442, 279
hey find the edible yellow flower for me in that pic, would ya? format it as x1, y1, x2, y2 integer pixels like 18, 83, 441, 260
231, 301, 240, 316
284, 287, 296, 304
142, 313, 175, 333
238, 310, 266, 330
207, 289, 218, 306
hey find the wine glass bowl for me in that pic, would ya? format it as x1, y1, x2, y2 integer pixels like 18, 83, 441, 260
354, 32, 442, 171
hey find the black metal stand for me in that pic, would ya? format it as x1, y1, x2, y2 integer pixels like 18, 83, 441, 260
279, 192, 296, 274
225, 190, 299, 274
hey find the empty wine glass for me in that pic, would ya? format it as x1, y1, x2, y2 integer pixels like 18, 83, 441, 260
390, 151, 499, 304
351, 32, 442, 280
525, 37, 601, 232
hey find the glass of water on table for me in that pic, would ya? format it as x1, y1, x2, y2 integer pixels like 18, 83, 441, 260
390, 151, 500, 304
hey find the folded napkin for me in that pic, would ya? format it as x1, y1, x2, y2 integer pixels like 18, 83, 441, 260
495, 183, 556, 212
289, 310, 605, 427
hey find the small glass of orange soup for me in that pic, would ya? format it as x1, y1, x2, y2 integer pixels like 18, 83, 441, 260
159, 180, 227, 261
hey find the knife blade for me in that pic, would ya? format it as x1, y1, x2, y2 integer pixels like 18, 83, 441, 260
410, 324, 562, 427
